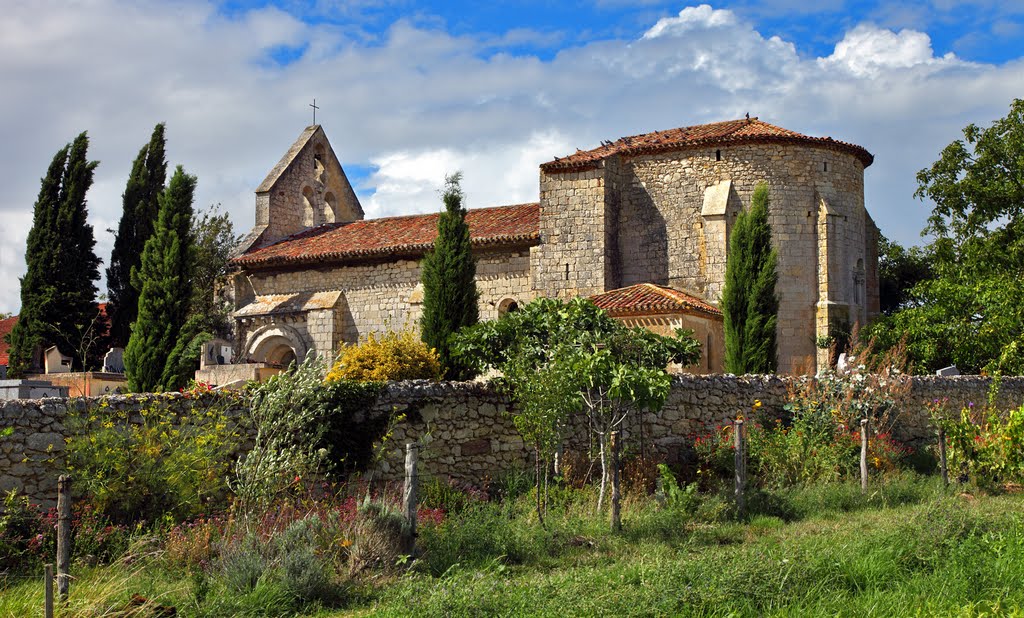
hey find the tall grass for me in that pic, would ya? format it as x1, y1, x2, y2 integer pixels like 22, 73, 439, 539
375, 476, 1024, 617
2, 475, 1020, 617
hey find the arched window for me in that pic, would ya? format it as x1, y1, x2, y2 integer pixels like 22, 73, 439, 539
853, 258, 865, 305
313, 145, 327, 183
324, 192, 337, 223
302, 186, 315, 227
497, 297, 520, 317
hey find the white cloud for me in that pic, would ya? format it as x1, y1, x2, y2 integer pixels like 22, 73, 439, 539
642, 4, 739, 38
364, 131, 572, 218
1, 1, 1023, 316
820, 23, 959, 77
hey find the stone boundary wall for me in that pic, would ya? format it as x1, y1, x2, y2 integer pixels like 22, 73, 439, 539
3, 376, 1024, 505
356, 375, 1024, 485
0, 394, 249, 507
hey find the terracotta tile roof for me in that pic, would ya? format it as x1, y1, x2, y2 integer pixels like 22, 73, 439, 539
0, 316, 17, 366
542, 118, 873, 172
589, 283, 722, 318
233, 202, 540, 269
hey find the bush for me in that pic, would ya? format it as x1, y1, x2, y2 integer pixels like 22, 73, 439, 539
0, 491, 53, 573
939, 403, 1024, 490
696, 402, 909, 490
65, 391, 244, 524
233, 357, 382, 511
655, 464, 699, 513
277, 517, 337, 603
327, 329, 441, 383
349, 500, 406, 574
420, 477, 487, 515
220, 533, 270, 593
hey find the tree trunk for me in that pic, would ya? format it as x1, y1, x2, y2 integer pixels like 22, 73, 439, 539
610, 431, 622, 532
597, 432, 608, 511
535, 445, 545, 528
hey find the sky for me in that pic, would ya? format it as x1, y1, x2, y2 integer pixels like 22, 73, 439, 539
1, 0, 1023, 316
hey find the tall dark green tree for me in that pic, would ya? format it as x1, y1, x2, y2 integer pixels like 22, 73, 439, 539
721, 182, 778, 374
7, 133, 101, 376
124, 166, 196, 392
420, 173, 479, 379
106, 123, 167, 347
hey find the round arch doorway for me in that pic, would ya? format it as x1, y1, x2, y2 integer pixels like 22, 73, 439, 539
245, 324, 308, 370
262, 340, 298, 368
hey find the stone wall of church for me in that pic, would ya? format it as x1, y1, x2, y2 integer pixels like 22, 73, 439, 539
257, 128, 362, 246
242, 247, 535, 353
532, 166, 616, 298
536, 143, 873, 374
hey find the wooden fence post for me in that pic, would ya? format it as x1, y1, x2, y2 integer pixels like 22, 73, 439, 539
44, 564, 54, 618
860, 419, 869, 493
401, 444, 418, 554
937, 425, 949, 487
610, 431, 622, 532
57, 474, 71, 601
734, 419, 746, 518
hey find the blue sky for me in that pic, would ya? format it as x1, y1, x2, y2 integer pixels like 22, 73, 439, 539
217, 0, 1024, 64
1, 1, 1023, 314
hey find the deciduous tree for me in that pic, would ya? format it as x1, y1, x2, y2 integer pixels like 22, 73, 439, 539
454, 297, 700, 523
869, 99, 1024, 374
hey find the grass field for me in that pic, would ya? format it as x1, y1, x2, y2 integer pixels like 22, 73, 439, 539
2, 474, 1023, 617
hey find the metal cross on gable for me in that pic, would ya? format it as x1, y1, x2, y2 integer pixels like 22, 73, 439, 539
310, 98, 320, 125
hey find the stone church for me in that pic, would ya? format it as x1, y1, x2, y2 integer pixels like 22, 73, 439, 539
223, 118, 878, 376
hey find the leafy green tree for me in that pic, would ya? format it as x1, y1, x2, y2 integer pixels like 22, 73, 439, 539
721, 182, 778, 374
868, 99, 1024, 374
7, 133, 101, 375
420, 173, 479, 380
454, 297, 700, 522
158, 205, 240, 386
877, 235, 932, 315
124, 166, 196, 392
106, 123, 167, 347
188, 204, 238, 338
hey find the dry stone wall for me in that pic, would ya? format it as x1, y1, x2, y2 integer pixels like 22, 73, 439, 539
368, 375, 1024, 485
4, 376, 1023, 505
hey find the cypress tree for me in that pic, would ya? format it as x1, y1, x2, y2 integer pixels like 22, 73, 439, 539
420, 172, 479, 380
107, 123, 167, 347
7, 133, 100, 375
721, 182, 779, 374
124, 166, 196, 392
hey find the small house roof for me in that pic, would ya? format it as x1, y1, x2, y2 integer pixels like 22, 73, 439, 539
589, 283, 722, 318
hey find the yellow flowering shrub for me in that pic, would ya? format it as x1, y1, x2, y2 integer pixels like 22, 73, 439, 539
326, 330, 441, 383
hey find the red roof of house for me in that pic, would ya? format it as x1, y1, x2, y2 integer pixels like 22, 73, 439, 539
589, 283, 722, 318
233, 202, 541, 269
542, 118, 873, 172
0, 316, 17, 366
